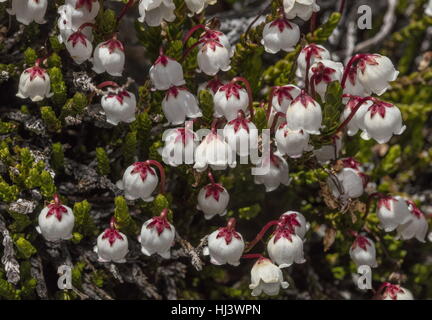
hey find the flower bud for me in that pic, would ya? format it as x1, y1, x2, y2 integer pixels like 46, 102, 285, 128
161, 127, 197, 167
203, 220, 244, 266
197, 182, 230, 220
349, 235, 378, 268
197, 40, 231, 76
139, 211, 175, 259
7, 0, 48, 25
261, 19, 300, 54
66, 31, 93, 64
253, 153, 290, 192
101, 90, 137, 125
286, 91, 322, 134
138, 0, 176, 27
249, 258, 289, 296
116, 162, 159, 202
162, 86, 202, 125
223, 116, 258, 157
396, 200, 428, 242
214, 83, 249, 121
275, 124, 311, 158
296, 43, 330, 79
194, 131, 236, 172
149, 54, 186, 90
92, 38, 125, 76
377, 196, 410, 232
267, 231, 306, 268
36, 195, 74, 242
95, 226, 128, 263
309, 59, 343, 101
271, 85, 301, 113
340, 95, 373, 136
356, 54, 399, 96
360, 100, 406, 144
16, 63, 53, 102
283, 0, 320, 21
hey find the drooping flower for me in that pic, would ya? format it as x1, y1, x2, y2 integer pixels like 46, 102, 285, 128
197, 179, 230, 220
340, 95, 373, 136
360, 100, 406, 144
198, 78, 226, 97
149, 53, 186, 90
271, 85, 301, 113
279, 211, 309, 239
94, 219, 128, 263
61, 0, 100, 29
249, 257, 289, 297
138, 0, 176, 27
349, 235, 378, 268
203, 218, 244, 266
261, 18, 300, 54
7, 0, 48, 25
253, 153, 290, 192
16, 61, 53, 102
283, 0, 320, 21
139, 209, 175, 259
267, 229, 306, 268
396, 200, 428, 242
285, 90, 322, 134
223, 114, 258, 157
296, 43, 330, 79
92, 37, 125, 76
36, 195, 74, 242
161, 126, 197, 167
275, 123, 311, 159
327, 165, 367, 201
309, 59, 344, 101
197, 40, 231, 76
376, 196, 411, 232
101, 90, 137, 125
378, 283, 414, 300
65, 30, 93, 64
162, 86, 202, 125
214, 82, 249, 121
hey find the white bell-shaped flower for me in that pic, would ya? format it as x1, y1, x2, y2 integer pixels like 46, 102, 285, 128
16, 62, 53, 102
161, 127, 197, 167
197, 40, 231, 76
253, 153, 290, 192
286, 90, 322, 134
7, 0, 48, 25
314, 134, 342, 163
193, 131, 236, 172
223, 115, 258, 157
379, 283, 414, 300
149, 54, 186, 90
261, 18, 300, 54
162, 86, 202, 125
396, 200, 428, 242
275, 123, 310, 158
65, 31, 93, 64
356, 54, 399, 96
138, 0, 175, 27
296, 43, 330, 79
360, 100, 406, 144
267, 231, 305, 268
309, 59, 343, 101
64, 0, 100, 27
280, 211, 309, 239
203, 219, 244, 266
426, 0, 432, 16
377, 196, 411, 232
92, 38, 125, 76
214, 83, 249, 121
116, 162, 159, 202
198, 78, 226, 97
283, 0, 320, 21
343, 67, 371, 97
271, 85, 301, 113
328, 167, 366, 200
349, 235, 378, 268
340, 95, 373, 136
249, 257, 289, 297
94, 222, 128, 263
185, 0, 217, 16
197, 181, 230, 220
36, 195, 74, 242
199, 29, 231, 52
101, 90, 136, 125
57, 7, 94, 44
139, 209, 175, 259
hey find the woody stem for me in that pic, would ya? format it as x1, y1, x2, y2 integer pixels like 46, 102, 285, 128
245, 220, 279, 252
341, 53, 366, 88
232, 77, 254, 120
117, 0, 135, 23
334, 96, 374, 135
183, 24, 206, 45
145, 160, 166, 194
207, 171, 216, 185
270, 112, 285, 134
97, 81, 120, 89
266, 86, 276, 122
160, 208, 169, 219
180, 40, 203, 62
339, 0, 346, 14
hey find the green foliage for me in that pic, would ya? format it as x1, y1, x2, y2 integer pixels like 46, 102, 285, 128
14, 237, 37, 259
51, 142, 65, 172
73, 200, 97, 237
306, 12, 341, 44
114, 196, 138, 235
47, 67, 67, 106
96, 147, 111, 176
60, 92, 88, 119
41, 106, 61, 132
23, 48, 37, 66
